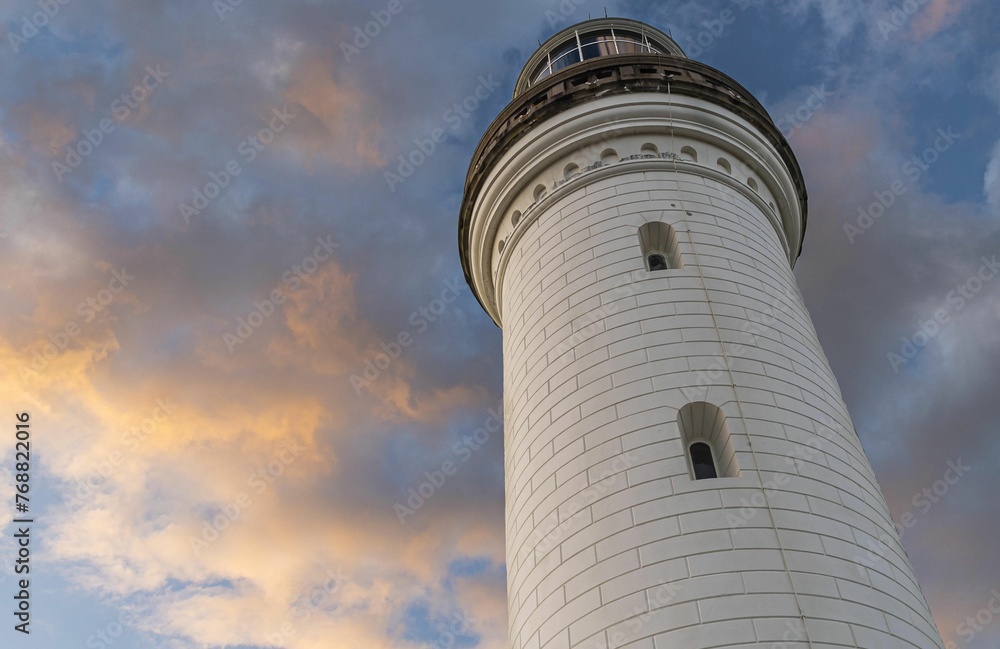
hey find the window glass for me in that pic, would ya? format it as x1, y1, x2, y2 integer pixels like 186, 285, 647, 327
648, 253, 668, 272
580, 32, 616, 60
529, 30, 669, 86
550, 44, 581, 73
616, 33, 645, 54
690, 443, 718, 480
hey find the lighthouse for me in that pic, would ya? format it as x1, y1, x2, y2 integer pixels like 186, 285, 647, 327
458, 18, 943, 649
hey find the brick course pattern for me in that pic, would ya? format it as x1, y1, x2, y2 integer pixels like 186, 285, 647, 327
460, 35, 944, 648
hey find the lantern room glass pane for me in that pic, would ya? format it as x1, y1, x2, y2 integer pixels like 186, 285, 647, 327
529, 28, 669, 85
550, 42, 582, 73
580, 31, 617, 60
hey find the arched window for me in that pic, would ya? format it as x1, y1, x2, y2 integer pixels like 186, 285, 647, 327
600, 148, 618, 166
680, 146, 698, 162
717, 157, 732, 174
640, 142, 659, 157
638, 221, 683, 271
677, 402, 740, 480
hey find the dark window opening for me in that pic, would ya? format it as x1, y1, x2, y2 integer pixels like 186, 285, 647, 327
690, 442, 718, 480
638, 221, 683, 271
647, 253, 668, 272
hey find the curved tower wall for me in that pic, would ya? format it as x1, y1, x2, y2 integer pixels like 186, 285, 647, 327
459, 22, 944, 649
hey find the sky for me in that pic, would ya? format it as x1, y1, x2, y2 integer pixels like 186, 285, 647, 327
0, 0, 998, 647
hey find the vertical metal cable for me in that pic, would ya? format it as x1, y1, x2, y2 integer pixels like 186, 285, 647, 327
666, 77, 816, 648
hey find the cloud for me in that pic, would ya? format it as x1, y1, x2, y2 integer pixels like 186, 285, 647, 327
911, 0, 967, 40
282, 55, 384, 169
787, 48, 1000, 647
0, 184, 500, 648
0, 1, 997, 647
986, 141, 1000, 208
18, 105, 79, 157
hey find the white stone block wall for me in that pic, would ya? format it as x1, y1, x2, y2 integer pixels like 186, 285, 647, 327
465, 93, 944, 649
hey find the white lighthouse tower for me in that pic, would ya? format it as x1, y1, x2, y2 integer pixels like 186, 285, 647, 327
459, 18, 944, 649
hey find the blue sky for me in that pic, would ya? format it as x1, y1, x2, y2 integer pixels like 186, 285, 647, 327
0, 0, 998, 647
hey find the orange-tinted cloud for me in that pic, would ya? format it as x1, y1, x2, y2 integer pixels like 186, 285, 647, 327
911, 0, 966, 40
24, 108, 78, 156
0, 159, 498, 647
283, 56, 383, 168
